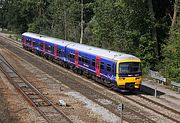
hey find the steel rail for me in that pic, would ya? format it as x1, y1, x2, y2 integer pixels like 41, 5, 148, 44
138, 94, 180, 115
122, 93, 180, 123
0, 53, 73, 123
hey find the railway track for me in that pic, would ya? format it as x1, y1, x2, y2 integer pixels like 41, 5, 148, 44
90, 79, 180, 123
137, 94, 180, 115
0, 34, 180, 122
123, 93, 180, 123
0, 53, 73, 123
86, 77, 180, 123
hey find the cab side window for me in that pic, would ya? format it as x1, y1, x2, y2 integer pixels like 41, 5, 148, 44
112, 64, 115, 75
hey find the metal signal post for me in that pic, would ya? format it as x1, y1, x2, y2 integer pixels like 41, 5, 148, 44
117, 102, 124, 123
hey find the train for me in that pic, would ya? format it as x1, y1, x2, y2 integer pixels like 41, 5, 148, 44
22, 32, 142, 90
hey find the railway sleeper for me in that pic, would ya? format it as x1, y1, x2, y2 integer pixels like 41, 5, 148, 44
34, 101, 50, 107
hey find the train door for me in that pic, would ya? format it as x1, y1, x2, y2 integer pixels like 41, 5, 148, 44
96, 56, 100, 76
24, 36, 26, 46
43, 41, 45, 53
31, 38, 34, 49
75, 50, 79, 68
54, 44, 57, 59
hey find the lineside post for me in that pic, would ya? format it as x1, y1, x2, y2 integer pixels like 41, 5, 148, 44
117, 101, 124, 123
154, 86, 157, 98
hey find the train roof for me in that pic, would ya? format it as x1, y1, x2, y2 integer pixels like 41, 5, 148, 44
67, 43, 140, 61
22, 32, 140, 61
22, 32, 71, 47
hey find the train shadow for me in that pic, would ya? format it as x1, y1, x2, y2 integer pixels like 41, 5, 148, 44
139, 85, 165, 96
118, 85, 165, 96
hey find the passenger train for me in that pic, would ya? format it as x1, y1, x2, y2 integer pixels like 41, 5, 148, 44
22, 32, 142, 90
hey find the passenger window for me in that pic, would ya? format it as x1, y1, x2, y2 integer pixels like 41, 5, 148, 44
79, 56, 82, 62
57, 48, 62, 55
72, 54, 75, 59
107, 64, 111, 72
26, 38, 31, 45
92, 59, 95, 66
47, 45, 50, 50
82, 56, 85, 63
39, 42, 43, 48
51, 46, 54, 52
85, 57, 89, 64
66, 52, 69, 57
100, 62, 104, 69
69, 53, 74, 59
69, 53, 72, 58
34, 41, 38, 47
46, 45, 53, 52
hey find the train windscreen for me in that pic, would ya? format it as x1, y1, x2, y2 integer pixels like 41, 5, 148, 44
119, 62, 141, 75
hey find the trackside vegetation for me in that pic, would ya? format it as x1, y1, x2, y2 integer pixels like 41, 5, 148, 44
0, 0, 179, 83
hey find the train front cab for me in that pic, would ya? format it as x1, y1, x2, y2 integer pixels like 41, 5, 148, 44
116, 60, 142, 90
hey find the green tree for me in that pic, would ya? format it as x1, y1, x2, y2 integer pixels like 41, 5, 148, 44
28, 0, 51, 34
46, 0, 81, 41
2, 0, 40, 33
91, 0, 157, 69
161, 28, 180, 83
1, 0, 179, 82
161, 0, 180, 83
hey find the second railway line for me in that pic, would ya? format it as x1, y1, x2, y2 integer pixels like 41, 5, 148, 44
0, 52, 73, 123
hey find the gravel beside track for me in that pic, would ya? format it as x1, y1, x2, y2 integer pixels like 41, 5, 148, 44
0, 53, 73, 123
0, 80, 18, 123
0, 57, 46, 122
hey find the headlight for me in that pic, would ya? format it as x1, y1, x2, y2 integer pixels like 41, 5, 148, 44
119, 77, 125, 80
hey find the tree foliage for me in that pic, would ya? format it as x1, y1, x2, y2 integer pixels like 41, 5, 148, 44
0, 0, 179, 82
161, 28, 180, 83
